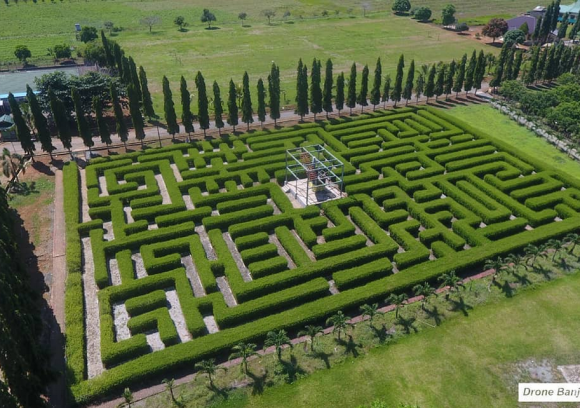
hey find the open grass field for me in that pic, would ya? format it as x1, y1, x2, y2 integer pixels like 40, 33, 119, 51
62, 105, 580, 405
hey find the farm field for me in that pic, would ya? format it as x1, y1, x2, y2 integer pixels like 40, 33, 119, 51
64, 105, 580, 405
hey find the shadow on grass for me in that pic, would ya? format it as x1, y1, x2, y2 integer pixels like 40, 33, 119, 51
9, 181, 38, 196
395, 315, 418, 334
310, 349, 332, 369
448, 295, 473, 316
370, 323, 390, 343
336, 334, 362, 357
513, 271, 532, 286
205, 26, 221, 30
277, 355, 306, 383
424, 305, 443, 326
531, 264, 554, 280
247, 370, 270, 395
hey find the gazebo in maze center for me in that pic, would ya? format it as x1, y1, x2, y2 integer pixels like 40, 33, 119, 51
283, 145, 345, 206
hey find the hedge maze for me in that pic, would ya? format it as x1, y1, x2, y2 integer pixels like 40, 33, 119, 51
65, 106, 580, 403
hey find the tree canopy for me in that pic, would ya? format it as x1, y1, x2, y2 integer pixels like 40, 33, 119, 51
482, 18, 508, 43
392, 0, 411, 14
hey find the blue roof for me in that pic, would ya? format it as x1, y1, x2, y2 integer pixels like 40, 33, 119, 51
560, 0, 580, 14
0, 91, 40, 99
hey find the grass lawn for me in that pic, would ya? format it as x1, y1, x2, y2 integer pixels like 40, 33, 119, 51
450, 103, 580, 181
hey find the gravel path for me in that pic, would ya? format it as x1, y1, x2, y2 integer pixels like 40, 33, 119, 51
108, 258, 121, 286
327, 279, 340, 295
131, 251, 147, 279
216, 277, 238, 307
103, 221, 114, 241
112, 303, 131, 341
195, 226, 217, 260
165, 289, 192, 343
154, 174, 171, 205
79, 169, 90, 223
170, 163, 183, 183
269, 234, 296, 269
180, 255, 206, 297
203, 315, 220, 334
183, 195, 194, 210
146, 332, 165, 352
222, 233, 252, 282
98, 176, 108, 197
123, 206, 134, 224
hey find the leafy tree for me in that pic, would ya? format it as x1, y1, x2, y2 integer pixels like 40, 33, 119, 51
335, 72, 345, 114
391, 54, 405, 107
295, 59, 309, 119
212, 81, 224, 134
453, 53, 467, 96
7, 93, 35, 159
473, 50, 486, 94
13, 45, 31, 65
347, 62, 357, 114
519, 21, 530, 37
238, 12, 248, 26
413, 282, 436, 310
140, 16, 161, 33
84, 42, 106, 66
360, 303, 380, 326
464, 50, 477, 94
122, 388, 134, 408
52, 43, 72, 60
241, 71, 253, 130
49, 89, 72, 152
482, 18, 508, 43
415, 72, 425, 102
370, 57, 382, 110
80, 26, 98, 43
381, 74, 391, 108
127, 83, 145, 148
201, 9, 217, 29
425, 65, 436, 101
71, 87, 93, 153
1, 149, 26, 184
504, 29, 525, 46
437, 270, 463, 298
195, 359, 225, 388
262, 9, 276, 25
298, 325, 323, 352
268, 63, 281, 125
392, 0, 411, 15
229, 342, 258, 375
455, 22, 469, 32
265, 330, 292, 361
180, 76, 194, 137
26, 85, 54, 158
310, 59, 323, 119
385, 293, 408, 318
323, 58, 334, 117
174, 16, 188, 31
444, 60, 456, 99
93, 97, 111, 147
162, 76, 179, 138
402, 59, 415, 105
414, 6, 431, 22
357, 64, 370, 112
441, 4, 456, 26
227, 79, 239, 132
139, 66, 155, 118
326, 310, 353, 340
434, 64, 446, 100
195, 71, 210, 135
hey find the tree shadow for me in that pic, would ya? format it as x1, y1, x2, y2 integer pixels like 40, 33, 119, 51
205, 26, 221, 30
247, 369, 270, 395
278, 355, 306, 383
499, 279, 515, 298
513, 271, 532, 286
424, 305, 443, 326
336, 334, 361, 357
9, 181, 38, 196
557, 257, 573, 272
31, 161, 55, 176
310, 349, 332, 369
448, 296, 473, 316
531, 264, 554, 280
206, 382, 228, 399
395, 315, 417, 334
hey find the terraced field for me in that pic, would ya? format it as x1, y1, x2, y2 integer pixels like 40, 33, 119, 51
63, 106, 580, 404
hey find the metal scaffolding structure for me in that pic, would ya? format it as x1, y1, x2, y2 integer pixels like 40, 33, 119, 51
284, 145, 345, 206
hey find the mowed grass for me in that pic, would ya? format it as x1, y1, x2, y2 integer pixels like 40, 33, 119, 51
450, 104, 580, 181
209, 272, 580, 408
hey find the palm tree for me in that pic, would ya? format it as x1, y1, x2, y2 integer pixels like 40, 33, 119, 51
1, 148, 26, 186
413, 282, 436, 310
564, 233, 580, 254
546, 239, 564, 262
229, 342, 258, 375
524, 244, 546, 267
162, 378, 177, 403
360, 303, 380, 327
298, 325, 324, 351
120, 388, 133, 408
437, 271, 463, 299
195, 359, 226, 388
505, 253, 526, 273
265, 330, 292, 362
385, 293, 408, 318
326, 311, 353, 340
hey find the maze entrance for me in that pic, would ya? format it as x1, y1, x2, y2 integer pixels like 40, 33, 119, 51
283, 145, 345, 206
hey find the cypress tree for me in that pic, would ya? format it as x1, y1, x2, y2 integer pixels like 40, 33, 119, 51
335, 72, 345, 115
464, 50, 477, 94
128, 57, 142, 102
49, 89, 72, 152
391, 54, 405, 107
357, 64, 369, 112
541, 5, 552, 42
322, 58, 334, 117
310, 58, 323, 119
559, 45, 572, 74
445, 60, 456, 99
268, 63, 281, 125
558, 13, 569, 39
101, 30, 114, 68
532, 17, 543, 43
512, 51, 523, 80
163, 76, 179, 138
127, 83, 145, 148
382, 74, 391, 108
195, 71, 210, 135
213, 81, 224, 135
110, 84, 128, 147
453, 54, 467, 97
402, 59, 415, 105
569, 15, 580, 39
8, 93, 35, 159
490, 45, 508, 89
537, 47, 549, 82
295, 59, 309, 120
241, 71, 254, 130
257, 78, 266, 127
113, 42, 123, 76
425, 65, 436, 101
227, 79, 239, 132
369, 58, 382, 110
121, 56, 131, 84
180, 76, 194, 138
71, 87, 93, 153
504, 48, 515, 82
435, 64, 445, 100
93, 96, 111, 147
139, 66, 155, 118
415, 73, 425, 103
346, 62, 357, 114
473, 50, 486, 94
26, 85, 54, 158
543, 43, 557, 81
551, 0, 561, 31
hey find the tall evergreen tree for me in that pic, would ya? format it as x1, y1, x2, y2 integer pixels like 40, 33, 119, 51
310, 58, 323, 119
532, 17, 542, 43
128, 57, 142, 102
425, 65, 436, 101
435, 64, 446, 100
241, 71, 254, 130
26, 84, 54, 158
257, 78, 266, 127
537, 47, 549, 82
113, 42, 123, 76
558, 13, 570, 39
213, 81, 224, 134
512, 51, 523, 81
473, 50, 486, 94
93, 96, 112, 147
195, 71, 210, 136
335, 72, 345, 115
227, 79, 239, 132
139, 66, 155, 118
295, 59, 309, 119
504, 48, 515, 82
71, 87, 93, 153
357, 64, 369, 112
551, 0, 561, 31
453, 53, 467, 97
464, 50, 477, 94
391, 54, 405, 107
8, 93, 35, 159
162, 76, 179, 138
346, 62, 357, 114
127, 83, 145, 148
415, 73, 425, 103
180, 76, 194, 138
543, 43, 558, 81
444, 60, 456, 99
101, 30, 114, 67
268, 63, 281, 125
402, 59, 415, 105
322, 59, 334, 117
121, 56, 131, 84
370, 57, 382, 110
49, 89, 72, 152
382, 74, 391, 108
110, 83, 128, 147
540, 5, 553, 42
490, 45, 509, 89
569, 15, 580, 39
